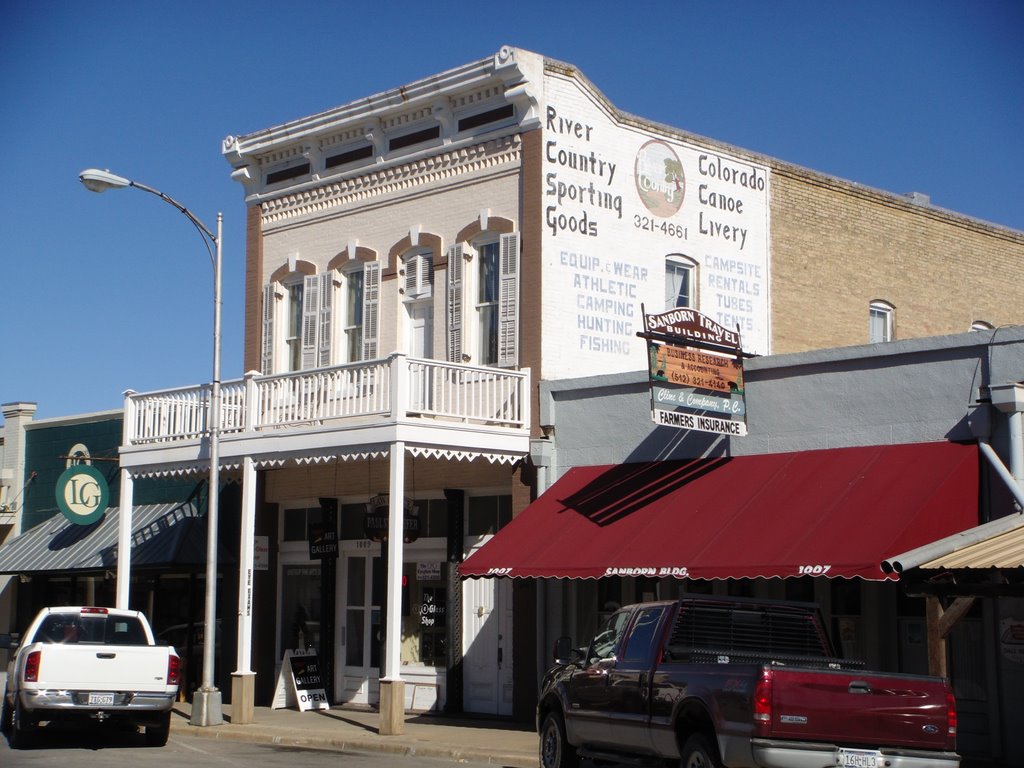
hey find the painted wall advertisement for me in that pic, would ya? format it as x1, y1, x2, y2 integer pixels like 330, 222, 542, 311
541, 73, 770, 380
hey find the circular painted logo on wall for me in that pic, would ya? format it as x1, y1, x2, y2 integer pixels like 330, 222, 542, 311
635, 140, 685, 217
56, 465, 109, 526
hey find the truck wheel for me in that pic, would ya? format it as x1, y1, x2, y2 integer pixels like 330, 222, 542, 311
145, 712, 171, 747
539, 710, 579, 768
9, 700, 34, 750
680, 733, 721, 768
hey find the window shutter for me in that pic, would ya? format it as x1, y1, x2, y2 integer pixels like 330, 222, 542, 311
301, 274, 319, 370
404, 252, 433, 298
446, 244, 463, 362
317, 272, 333, 368
361, 261, 380, 360
498, 232, 519, 367
261, 283, 276, 374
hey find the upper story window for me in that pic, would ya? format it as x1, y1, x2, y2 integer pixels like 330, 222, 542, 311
476, 240, 501, 366
869, 300, 895, 343
285, 280, 305, 372
446, 230, 519, 368
261, 261, 380, 374
665, 255, 698, 310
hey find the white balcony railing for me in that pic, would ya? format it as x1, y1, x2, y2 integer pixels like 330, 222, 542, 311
123, 354, 530, 446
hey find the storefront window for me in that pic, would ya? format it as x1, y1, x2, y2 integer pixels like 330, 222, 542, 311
400, 561, 447, 667
467, 495, 511, 536
281, 564, 321, 654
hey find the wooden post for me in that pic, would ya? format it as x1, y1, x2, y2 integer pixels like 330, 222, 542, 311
925, 595, 976, 678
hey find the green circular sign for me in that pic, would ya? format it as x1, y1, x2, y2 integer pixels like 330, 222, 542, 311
56, 465, 109, 526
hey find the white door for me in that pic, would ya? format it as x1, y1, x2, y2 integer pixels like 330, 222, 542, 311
463, 576, 513, 715
408, 302, 433, 358
338, 552, 381, 705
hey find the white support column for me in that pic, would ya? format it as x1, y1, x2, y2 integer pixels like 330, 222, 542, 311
116, 468, 134, 609
231, 455, 258, 723
384, 442, 405, 681
236, 456, 257, 674
380, 441, 406, 735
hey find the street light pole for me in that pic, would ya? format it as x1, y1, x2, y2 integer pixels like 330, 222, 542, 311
80, 168, 224, 727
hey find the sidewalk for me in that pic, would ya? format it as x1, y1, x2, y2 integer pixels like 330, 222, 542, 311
169, 702, 539, 767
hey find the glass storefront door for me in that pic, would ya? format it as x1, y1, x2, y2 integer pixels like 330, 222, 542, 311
280, 564, 322, 655
339, 552, 382, 705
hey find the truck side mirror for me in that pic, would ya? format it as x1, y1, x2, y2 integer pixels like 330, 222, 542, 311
553, 636, 581, 664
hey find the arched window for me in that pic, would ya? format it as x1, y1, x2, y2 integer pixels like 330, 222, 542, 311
665, 255, 698, 310
869, 300, 895, 343
446, 231, 519, 367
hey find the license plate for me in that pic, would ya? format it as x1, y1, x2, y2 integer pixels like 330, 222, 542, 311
88, 692, 115, 706
838, 748, 882, 767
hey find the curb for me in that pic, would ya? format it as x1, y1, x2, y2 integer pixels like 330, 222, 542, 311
168, 717, 537, 767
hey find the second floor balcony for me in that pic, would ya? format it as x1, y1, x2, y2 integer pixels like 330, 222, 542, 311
119, 354, 531, 474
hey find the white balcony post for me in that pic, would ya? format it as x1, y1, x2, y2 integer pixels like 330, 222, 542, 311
122, 389, 136, 446
244, 370, 261, 432
390, 353, 409, 419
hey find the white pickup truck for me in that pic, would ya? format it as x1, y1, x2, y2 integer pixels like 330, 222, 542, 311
1, 606, 181, 748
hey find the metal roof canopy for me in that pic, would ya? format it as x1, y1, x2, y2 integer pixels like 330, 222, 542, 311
0, 501, 228, 575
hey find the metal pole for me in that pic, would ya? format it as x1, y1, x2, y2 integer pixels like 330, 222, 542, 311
192, 212, 224, 725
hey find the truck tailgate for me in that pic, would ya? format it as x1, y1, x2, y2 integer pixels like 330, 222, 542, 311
38, 645, 171, 692
768, 667, 953, 751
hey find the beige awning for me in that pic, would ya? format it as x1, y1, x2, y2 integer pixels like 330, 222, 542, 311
920, 523, 1024, 570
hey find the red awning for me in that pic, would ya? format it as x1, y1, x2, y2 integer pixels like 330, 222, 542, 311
459, 442, 979, 581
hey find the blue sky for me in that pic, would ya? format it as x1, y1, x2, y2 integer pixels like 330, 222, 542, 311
2, 0, 1021, 421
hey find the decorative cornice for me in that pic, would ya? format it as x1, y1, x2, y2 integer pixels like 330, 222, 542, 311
261, 134, 521, 227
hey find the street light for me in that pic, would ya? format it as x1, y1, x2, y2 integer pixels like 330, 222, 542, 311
79, 168, 224, 727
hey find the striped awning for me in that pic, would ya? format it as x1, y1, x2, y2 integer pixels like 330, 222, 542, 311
0, 501, 216, 575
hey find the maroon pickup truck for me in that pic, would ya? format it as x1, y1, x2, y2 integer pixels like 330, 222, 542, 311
537, 596, 959, 768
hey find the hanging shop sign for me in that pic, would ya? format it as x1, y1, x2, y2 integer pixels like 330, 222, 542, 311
643, 307, 742, 353
638, 305, 749, 436
308, 498, 338, 559
363, 494, 420, 543
55, 464, 109, 526
648, 344, 743, 394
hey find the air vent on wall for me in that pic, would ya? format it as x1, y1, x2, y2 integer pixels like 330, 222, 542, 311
266, 162, 311, 185
458, 104, 514, 132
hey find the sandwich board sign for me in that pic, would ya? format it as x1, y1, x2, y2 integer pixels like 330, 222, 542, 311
271, 648, 329, 711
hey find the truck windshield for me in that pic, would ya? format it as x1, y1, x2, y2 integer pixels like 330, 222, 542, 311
33, 613, 148, 645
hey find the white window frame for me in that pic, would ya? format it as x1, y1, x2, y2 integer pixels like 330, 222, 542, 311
285, 279, 305, 372
665, 254, 698, 310
869, 300, 895, 343
474, 238, 501, 367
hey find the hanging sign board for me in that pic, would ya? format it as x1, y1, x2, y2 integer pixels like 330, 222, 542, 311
638, 304, 749, 436
648, 344, 743, 394
272, 648, 329, 711
643, 308, 742, 352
